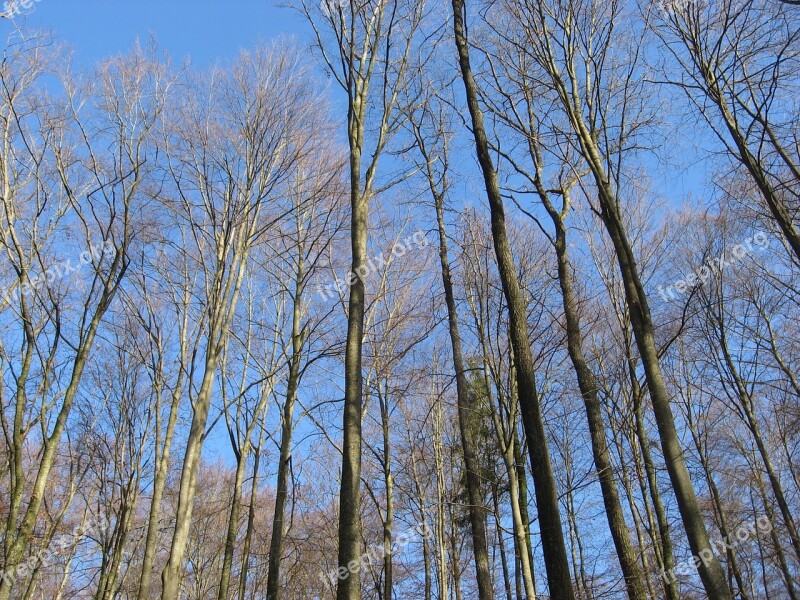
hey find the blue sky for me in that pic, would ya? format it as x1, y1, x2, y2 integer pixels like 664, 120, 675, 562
2, 0, 309, 66
1, 0, 709, 207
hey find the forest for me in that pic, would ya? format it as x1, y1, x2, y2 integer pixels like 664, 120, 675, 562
0, 0, 799, 598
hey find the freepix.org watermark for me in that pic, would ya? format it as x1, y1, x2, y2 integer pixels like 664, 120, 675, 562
1, 0, 44, 18
316, 229, 430, 301
318, 522, 434, 589
654, 0, 699, 16
319, 0, 380, 18
0, 513, 110, 587
657, 231, 768, 302
1, 240, 114, 306
660, 516, 772, 584
320, 0, 347, 17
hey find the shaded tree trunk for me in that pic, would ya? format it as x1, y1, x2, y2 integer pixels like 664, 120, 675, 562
266, 277, 305, 600
427, 142, 495, 600
542, 189, 648, 600
450, 0, 576, 595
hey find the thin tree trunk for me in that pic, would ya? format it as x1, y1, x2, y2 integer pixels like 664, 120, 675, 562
0, 237, 126, 600
716, 318, 800, 564
572, 134, 730, 596
449, 501, 465, 600
137, 301, 190, 600
505, 454, 537, 600
429, 154, 495, 600
161, 356, 221, 599
97, 493, 137, 600
514, 433, 538, 597
423, 533, 432, 600
482, 363, 537, 600
492, 484, 514, 600
433, 408, 450, 600
543, 198, 647, 600
378, 381, 394, 600
137, 376, 185, 600
0, 300, 118, 600
219, 324, 273, 600
631, 368, 678, 600
685, 403, 748, 599
404, 411, 434, 600
238, 432, 264, 600
266, 280, 305, 600
161, 224, 250, 598
563, 436, 585, 600
217, 443, 249, 600
754, 471, 799, 599
483, 378, 537, 600
693, 57, 800, 263
612, 422, 657, 599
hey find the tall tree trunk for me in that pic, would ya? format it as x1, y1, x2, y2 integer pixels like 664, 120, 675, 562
404, 412, 433, 600
549, 209, 647, 600
481, 368, 538, 600
562, 433, 587, 600
715, 317, 800, 564
336, 125, 368, 600
570, 120, 731, 596
479, 357, 538, 600
491, 485, 514, 600
266, 279, 305, 600
450, 0, 576, 596
685, 402, 749, 599
754, 473, 799, 599
504, 452, 537, 600
431, 161, 495, 600
627, 334, 679, 600
97, 492, 137, 600
161, 355, 221, 599
605, 200, 728, 596
433, 409, 450, 600
238, 432, 264, 600
611, 418, 658, 599
137, 376, 185, 600
217, 442, 249, 600
378, 381, 394, 600
162, 230, 250, 599
513, 433, 538, 596
0, 248, 125, 600
449, 500, 465, 600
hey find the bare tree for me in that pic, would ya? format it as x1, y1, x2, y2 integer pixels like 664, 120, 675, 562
495, 0, 732, 594
406, 86, 498, 600
450, 0, 577, 595
655, 0, 800, 263
473, 17, 650, 595
0, 39, 157, 600
299, 1, 429, 598
159, 45, 323, 598
263, 144, 346, 600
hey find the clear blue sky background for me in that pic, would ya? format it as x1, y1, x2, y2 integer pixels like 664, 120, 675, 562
2, 0, 709, 205
2, 0, 310, 66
